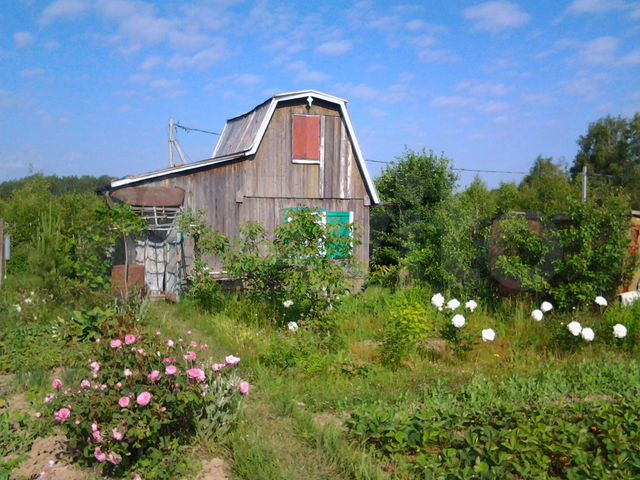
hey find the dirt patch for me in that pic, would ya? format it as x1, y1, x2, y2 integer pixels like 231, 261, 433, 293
313, 412, 347, 430
197, 458, 229, 480
11, 433, 89, 480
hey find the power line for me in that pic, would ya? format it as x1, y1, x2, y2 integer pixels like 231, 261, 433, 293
174, 122, 221, 136
365, 158, 527, 175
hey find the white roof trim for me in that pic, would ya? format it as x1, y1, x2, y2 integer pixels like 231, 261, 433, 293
110, 90, 380, 204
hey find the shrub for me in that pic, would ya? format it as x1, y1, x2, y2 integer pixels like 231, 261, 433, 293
380, 294, 431, 365
44, 331, 249, 478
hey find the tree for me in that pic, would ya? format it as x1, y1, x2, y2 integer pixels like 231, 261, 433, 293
370, 148, 458, 282
517, 156, 574, 214
570, 113, 640, 208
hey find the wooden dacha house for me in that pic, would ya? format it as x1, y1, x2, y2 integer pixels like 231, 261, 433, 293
103, 90, 380, 297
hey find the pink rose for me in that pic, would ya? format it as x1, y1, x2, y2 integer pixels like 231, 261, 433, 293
54, 407, 71, 423
187, 368, 206, 383
124, 368, 132, 378
148, 370, 161, 383
116, 382, 122, 390
167, 339, 174, 348
212, 363, 225, 372
90, 361, 100, 372
190, 341, 197, 348
110, 339, 123, 349
136, 348, 146, 356
184, 351, 197, 362
165, 365, 178, 376
91, 422, 99, 431
239, 381, 250, 396
80, 379, 91, 390
118, 396, 130, 408
200, 343, 209, 351
225, 355, 240, 366
107, 452, 121, 465
52, 378, 63, 390
124, 334, 136, 345
94, 448, 106, 463
45, 394, 55, 404
136, 391, 152, 406
112, 428, 123, 441
187, 330, 192, 336
163, 357, 175, 364
92, 429, 102, 442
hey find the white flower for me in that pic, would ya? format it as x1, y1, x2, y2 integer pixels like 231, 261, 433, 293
283, 300, 294, 308
567, 321, 582, 336
481, 328, 495, 342
431, 293, 445, 309
452, 314, 466, 328
287, 321, 298, 333
124, 368, 132, 378
581, 327, 595, 342
14, 304, 22, 313
595, 296, 608, 307
531, 309, 544, 322
167, 339, 174, 348
540, 301, 553, 313
465, 300, 478, 312
447, 298, 461, 311
613, 324, 627, 339
24, 297, 33, 305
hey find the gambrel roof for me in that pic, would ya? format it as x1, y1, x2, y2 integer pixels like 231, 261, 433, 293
110, 90, 380, 205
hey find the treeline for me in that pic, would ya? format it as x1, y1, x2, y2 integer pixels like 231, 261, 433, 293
0, 174, 112, 200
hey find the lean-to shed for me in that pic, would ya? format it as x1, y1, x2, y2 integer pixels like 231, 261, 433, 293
104, 90, 380, 296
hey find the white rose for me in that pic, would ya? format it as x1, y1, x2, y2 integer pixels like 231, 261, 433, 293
465, 300, 478, 312
287, 321, 298, 333
567, 321, 582, 336
540, 301, 553, 313
581, 327, 595, 342
613, 324, 627, 339
431, 293, 445, 309
531, 309, 544, 322
452, 314, 466, 328
594, 296, 608, 307
447, 299, 461, 311
481, 328, 495, 342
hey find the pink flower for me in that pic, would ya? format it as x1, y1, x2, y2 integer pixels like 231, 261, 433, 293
89, 361, 100, 372
163, 357, 175, 364
91, 423, 99, 432
190, 341, 197, 348
165, 365, 178, 376
54, 407, 71, 423
136, 348, 146, 356
200, 343, 209, 351
184, 351, 197, 362
124, 368, 132, 378
107, 452, 121, 465
118, 396, 130, 408
167, 339, 174, 348
225, 355, 240, 366
116, 382, 122, 390
44, 394, 55, 404
239, 381, 250, 396
134, 474, 142, 480
148, 370, 161, 383
52, 378, 63, 390
124, 334, 136, 345
187, 368, 206, 383
80, 379, 91, 390
187, 330, 192, 336
92, 429, 102, 442
212, 363, 225, 372
156, 330, 161, 336
110, 339, 123, 349
112, 428, 123, 441
136, 391, 152, 406
94, 448, 106, 463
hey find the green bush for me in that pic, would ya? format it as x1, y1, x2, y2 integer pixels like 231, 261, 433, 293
44, 331, 249, 478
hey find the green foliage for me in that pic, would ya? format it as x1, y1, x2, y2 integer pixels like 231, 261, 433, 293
571, 113, 640, 208
224, 208, 360, 327
0, 173, 112, 200
371, 148, 457, 270
380, 294, 431, 364
517, 156, 574, 214
44, 331, 247, 478
347, 359, 640, 479
0, 409, 50, 478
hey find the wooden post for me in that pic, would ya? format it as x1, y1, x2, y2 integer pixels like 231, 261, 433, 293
0, 219, 4, 286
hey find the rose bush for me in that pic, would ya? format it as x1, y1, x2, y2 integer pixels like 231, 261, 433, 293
44, 331, 249, 478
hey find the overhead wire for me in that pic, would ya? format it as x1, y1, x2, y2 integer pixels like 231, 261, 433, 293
365, 158, 527, 175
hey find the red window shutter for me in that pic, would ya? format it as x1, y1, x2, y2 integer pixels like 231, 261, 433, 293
293, 115, 320, 160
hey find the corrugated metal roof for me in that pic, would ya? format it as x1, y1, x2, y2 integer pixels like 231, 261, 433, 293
212, 99, 271, 158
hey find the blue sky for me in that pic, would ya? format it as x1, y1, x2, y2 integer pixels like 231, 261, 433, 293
1, 0, 639, 187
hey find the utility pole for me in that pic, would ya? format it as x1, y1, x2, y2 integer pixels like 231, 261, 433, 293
168, 118, 174, 167
582, 165, 588, 203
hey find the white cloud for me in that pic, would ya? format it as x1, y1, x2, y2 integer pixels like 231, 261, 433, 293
565, 0, 626, 15
20, 68, 46, 78
205, 74, 263, 90
40, 0, 90, 25
456, 80, 512, 96
14, 31, 35, 48
139, 55, 163, 71
44, 40, 61, 50
287, 61, 329, 84
409, 35, 456, 62
316, 40, 352, 56
479, 101, 511, 113
578, 36, 618, 66
168, 40, 231, 70
463, 2, 531, 33
148, 78, 186, 98
432, 95, 474, 108
334, 82, 379, 100
620, 49, 640, 66
563, 74, 608, 99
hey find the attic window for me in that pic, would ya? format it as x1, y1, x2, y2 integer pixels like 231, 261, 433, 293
292, 114, 321, 164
